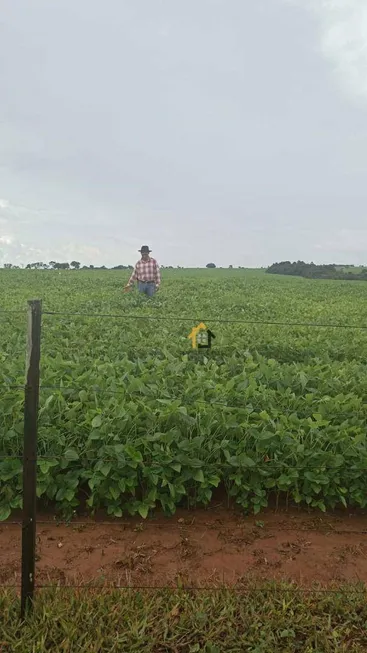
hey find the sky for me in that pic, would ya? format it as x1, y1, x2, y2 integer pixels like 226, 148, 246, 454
1, 0, 367, 268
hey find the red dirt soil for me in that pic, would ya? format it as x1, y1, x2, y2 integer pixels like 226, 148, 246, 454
1, 507, 367, 589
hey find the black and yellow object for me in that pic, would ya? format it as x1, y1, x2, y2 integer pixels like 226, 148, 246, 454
188, 322, 215, 349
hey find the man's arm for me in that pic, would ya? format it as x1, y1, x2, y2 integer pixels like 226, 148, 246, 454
155, 261, 161, 287
128, 263, 138, 286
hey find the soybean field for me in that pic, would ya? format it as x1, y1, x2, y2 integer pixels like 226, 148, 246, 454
1, 267, 367, 521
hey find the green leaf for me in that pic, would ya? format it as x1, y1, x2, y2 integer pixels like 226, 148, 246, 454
39, 460, 58, 474
92, 415, 102, 428
0, 506, 11, 521
138, 504, 149, 519
259, 411, 270, 420
124, 445, 143, 463
89, 430, 102, 441
237, 454, 256, 467
340, 495, 347, 508
208, 475, 220, 487
171, 463, 182, 473
110, 486, 120, 501
65, 489, 75, 502
55, 488, 65, 501
193, 469, 205, 483
253, 504, 261, 515
64, 449, 79, 462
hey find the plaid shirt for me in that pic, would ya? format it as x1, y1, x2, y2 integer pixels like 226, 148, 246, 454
129, 257, 161, 286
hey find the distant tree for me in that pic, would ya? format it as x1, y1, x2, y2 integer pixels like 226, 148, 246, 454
266, 261, 367, 282
70, 261, 81, 270
206, 263, 216, 269
4, 263, 13, 269
26, 262, 47, 270
229, 265, 233, 269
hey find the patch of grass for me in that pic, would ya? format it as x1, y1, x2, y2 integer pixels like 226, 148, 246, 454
2, 583, 367, 652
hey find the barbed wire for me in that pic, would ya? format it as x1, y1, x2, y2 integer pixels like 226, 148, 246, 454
3, 306, 367, 330
42, 310, 367, 330
2, 453, 367, 471
5, 520, 367, 535
0, 582, 366, 594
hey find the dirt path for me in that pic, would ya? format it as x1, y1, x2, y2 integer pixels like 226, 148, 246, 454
1, 507, 367, 588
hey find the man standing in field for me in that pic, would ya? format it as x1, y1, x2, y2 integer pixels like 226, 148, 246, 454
125, 245, 161, 296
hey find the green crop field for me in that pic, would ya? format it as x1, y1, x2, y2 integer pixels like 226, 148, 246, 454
1, 267, 367, 521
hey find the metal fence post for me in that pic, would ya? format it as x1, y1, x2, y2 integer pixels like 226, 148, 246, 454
21, 300, 42, 620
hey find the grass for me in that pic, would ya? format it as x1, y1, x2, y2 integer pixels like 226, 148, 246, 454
1, 583, 367, 652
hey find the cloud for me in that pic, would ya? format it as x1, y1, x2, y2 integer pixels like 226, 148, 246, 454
0, 198, 35, 226
288, 0, 367, 101
62, 243, 102, 260
314, 228, 367, 254
0, 236, 13, 246
0, 222, 104, 267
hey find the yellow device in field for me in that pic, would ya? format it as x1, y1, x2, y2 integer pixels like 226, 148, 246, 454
188, 323, 215, 349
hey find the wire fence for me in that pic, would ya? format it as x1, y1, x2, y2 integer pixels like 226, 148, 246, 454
3, 306, 367, 330
42, 310, 367, 330
2, 301, 367, 618
3, 520, 367, 535
2, 456, 367, 472
2, 582, 366, 594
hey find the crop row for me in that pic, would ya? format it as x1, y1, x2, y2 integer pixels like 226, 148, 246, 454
1, 350, 367, 520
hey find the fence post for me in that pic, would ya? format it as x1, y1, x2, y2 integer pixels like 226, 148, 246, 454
21, 300, 42, 620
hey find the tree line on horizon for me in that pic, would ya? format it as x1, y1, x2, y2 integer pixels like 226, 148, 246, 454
3, 261, 364, 276
267, 261, 367, 281
2, 261, 223, 270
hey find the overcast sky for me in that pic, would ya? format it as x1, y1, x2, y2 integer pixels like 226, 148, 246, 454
1, 0, 367, 268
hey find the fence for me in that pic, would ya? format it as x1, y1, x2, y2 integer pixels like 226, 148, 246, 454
2, 299, 367, 621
